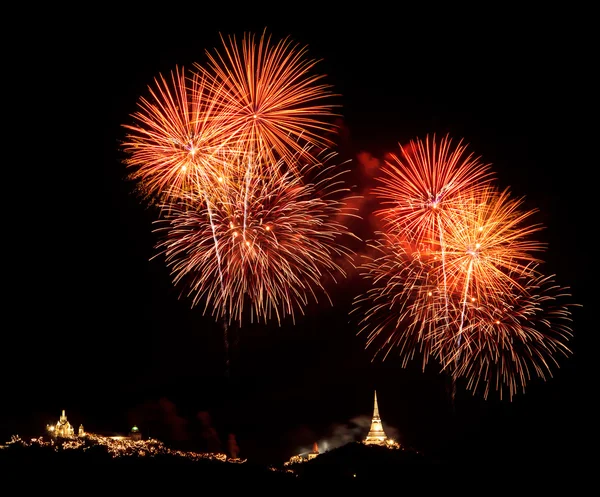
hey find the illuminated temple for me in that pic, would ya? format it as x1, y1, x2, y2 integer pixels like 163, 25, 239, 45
47, 410, 84, 439
285, 391, 399, 465
0, 409, 238, 464
363, 391, 399, 448
285, 442, 320, 465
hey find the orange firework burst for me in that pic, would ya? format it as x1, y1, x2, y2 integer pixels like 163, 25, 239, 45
122, 31, 339, 204
353, 136, 577, 400
122, 66, 230, 205
442, 270, 575, 400
154, 147, 359, 326
121, 32, 359, 343
198, 30, 339, 171
351, 234, 439, 368
374, 134, 495, 245
428, 186, 546, 345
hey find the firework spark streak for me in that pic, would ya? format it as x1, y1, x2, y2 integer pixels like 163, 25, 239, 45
353, 134, 577, 400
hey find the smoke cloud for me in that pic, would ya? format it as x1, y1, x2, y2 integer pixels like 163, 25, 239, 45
197, 410, 222, 453
318, 414, 401, 453
227, 433, 240, 458
128, 397, 188, 443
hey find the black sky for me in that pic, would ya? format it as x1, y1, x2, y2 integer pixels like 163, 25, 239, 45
4, 6, 593, 466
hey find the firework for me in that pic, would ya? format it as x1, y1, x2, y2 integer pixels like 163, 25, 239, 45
121, 33, 358, 372
355, 135, 499, 367
122, 66, 235, 206
427, 185, 546, 347
351, 233, 440, 369
425, 186, 569, 400
122, 31, 340, 201
353, 136, 577, 400
197, 30, 339, 171
373, 134, 495, 245
444, 270, 575, 400
154, 147, 360, 326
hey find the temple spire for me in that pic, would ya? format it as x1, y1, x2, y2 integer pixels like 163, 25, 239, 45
364, 390, 387, 445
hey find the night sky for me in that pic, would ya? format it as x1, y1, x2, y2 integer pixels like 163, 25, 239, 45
4, 7, 592, 466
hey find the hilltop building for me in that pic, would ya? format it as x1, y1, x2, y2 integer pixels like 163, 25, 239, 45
130, 426, 142, 441
285, 390, 400, 465
364, 391, 387, 445
47, 410, 77, 438
285, 442, 320, 466
46, 409, 139, 442
363, 391, 400, 449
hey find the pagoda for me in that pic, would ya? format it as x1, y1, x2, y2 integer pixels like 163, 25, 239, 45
363, 391, 388, 445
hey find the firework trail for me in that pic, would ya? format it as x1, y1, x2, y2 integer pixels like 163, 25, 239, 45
121, 65, 244, 371
353, 135, 577, 400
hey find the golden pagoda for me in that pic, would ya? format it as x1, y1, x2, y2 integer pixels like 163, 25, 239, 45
364, 391, 387, 445
49, 410, 75, 438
